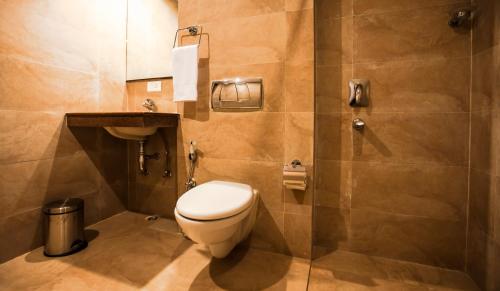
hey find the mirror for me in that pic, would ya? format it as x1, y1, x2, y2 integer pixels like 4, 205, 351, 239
126, 0, 178, 81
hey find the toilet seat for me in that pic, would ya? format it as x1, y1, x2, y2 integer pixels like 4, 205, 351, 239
176, 180, 254, 221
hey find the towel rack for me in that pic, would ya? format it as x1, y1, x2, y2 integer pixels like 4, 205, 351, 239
172, 25, 203, 48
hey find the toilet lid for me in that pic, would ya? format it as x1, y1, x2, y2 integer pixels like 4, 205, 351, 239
176, 180, 254, 220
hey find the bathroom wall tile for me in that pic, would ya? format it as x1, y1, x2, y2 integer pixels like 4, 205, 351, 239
495, 112, 500, 177
178, 0, 198, 27
315, 65, 353, 113
354, 5, 470, 63
0, 0, 128, 261
284, 61, 314, 112
315, 113, 353, 161
470, 111, 495, 174
314, 160, 352, 208
197, 0, 285, 24
353, 0, 467, 16
495, 47, 500, 111
471, 49, 495, 112
284, 213, 312, 258
179, 112, 285, 162
0, 56, 98, 112
0, 152, 101, 220
286, 9, 314, 64
351, 162, 468, 221
353, 58, 470, 113
97, 16, 126, 112
127, 79, 174, 101
0, 207, 43, 263
194, 0, 228, 24
210, 62, 285, 112
98, 77, 127, 112
472, 0, 497, 55
187, 157, 284, 211
230, 0, 285, 18
469, 169, 496, 236
246, 205, 287, 254
350, 208, 465, 268
494, 175, 500, 243
314, 206, 350, 251
0, 0, 99, 73
81, 192, 103, 227
316, 17, 353, 66
202, 13, 286, 66
98, 146, 129, 209
284, 112, 314, 165
97, 181, 127, 221
352, 112, 469, 165
467, 222, 500, 291
285, 0, 313, 11
129, 182, 177, 219
316, 0, 353, 19
0, 111, 83, 164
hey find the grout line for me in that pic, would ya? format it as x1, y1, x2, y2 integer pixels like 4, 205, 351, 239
0, 53, 98, 77
315, 55, 472, 68
351, 1, 469, 17
315, 111, 470, 114
464, 13, 474, 272
306, 257, 313, 291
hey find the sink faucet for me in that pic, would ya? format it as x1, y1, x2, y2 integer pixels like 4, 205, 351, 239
142, 99, 156, 112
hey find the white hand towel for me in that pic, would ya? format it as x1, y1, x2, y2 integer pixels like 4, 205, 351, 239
172, 44, 199, 102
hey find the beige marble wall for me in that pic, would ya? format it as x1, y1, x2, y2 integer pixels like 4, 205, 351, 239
466, 0, 500, 289
314, 0, 472, 269
0, 0, 128, 262
126, 0, 315, 258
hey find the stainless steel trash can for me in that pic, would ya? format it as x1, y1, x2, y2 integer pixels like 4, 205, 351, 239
43, 198, 87, 256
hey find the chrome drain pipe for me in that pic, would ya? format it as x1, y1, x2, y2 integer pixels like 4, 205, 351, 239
138, 140, 159, 175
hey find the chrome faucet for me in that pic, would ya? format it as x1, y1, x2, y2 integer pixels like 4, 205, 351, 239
142, 99, 156, 112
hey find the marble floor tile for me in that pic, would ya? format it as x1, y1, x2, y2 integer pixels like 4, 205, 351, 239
0, 211, 309, 291
0, 212, 479, 291
309, 250, 480, 291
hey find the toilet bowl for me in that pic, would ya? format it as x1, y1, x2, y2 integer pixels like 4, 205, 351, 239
174, 180, 258, 258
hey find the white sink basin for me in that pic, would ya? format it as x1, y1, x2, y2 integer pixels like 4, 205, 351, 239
104, 126, 158, 141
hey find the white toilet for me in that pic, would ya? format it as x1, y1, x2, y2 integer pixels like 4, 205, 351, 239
174, 180, 259, 258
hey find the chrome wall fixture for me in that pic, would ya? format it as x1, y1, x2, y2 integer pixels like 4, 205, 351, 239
186, 141, 197, 190
352, 118, 365, 130
142, 98, 156, 112
138, 140, 160, 176
211, 78, 263, 111
448, 8, 473, 28
172, 25, 203, 48
348, 79, 369, 107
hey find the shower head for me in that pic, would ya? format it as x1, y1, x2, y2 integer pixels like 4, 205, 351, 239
448, 9, 471, 28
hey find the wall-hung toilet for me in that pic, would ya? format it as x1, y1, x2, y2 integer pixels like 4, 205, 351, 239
174, 180, 259, 258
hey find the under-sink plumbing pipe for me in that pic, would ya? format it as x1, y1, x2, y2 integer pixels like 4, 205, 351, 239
138, 140, 160, 175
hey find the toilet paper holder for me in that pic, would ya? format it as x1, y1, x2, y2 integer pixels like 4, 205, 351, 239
283, 160, 307, 191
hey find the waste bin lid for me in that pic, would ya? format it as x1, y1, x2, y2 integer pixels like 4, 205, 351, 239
43, 198, 84, 214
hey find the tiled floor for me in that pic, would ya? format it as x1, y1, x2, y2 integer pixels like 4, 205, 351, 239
309, 250, 480, 291
0, 211, 479, 291
0, 212, 309, 291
